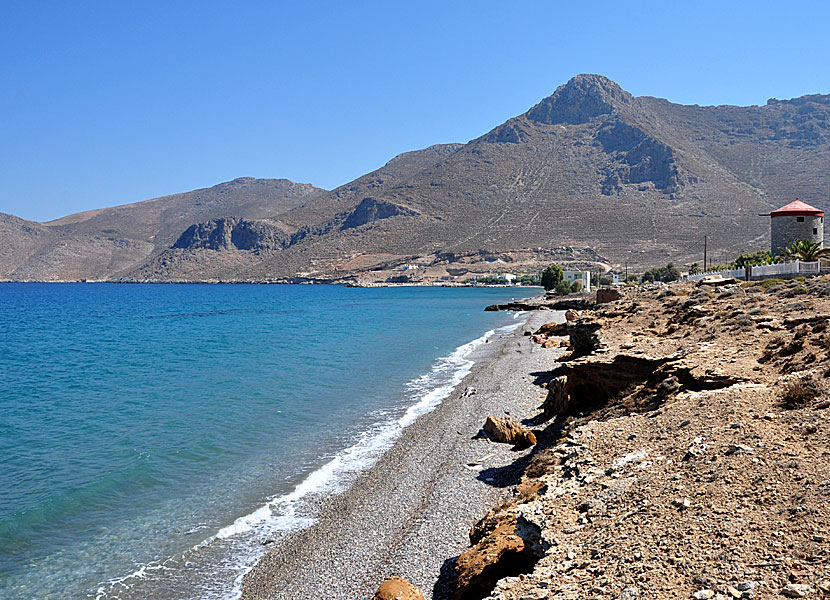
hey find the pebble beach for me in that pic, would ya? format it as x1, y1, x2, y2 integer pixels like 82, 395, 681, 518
241, 309, 561, 600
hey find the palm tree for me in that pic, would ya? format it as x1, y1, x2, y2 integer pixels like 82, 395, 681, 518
779, 240, 830, 262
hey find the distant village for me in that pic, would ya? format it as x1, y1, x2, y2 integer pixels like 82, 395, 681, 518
415, 198, 828, 294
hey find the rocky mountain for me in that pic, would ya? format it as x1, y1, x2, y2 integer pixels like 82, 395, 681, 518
3, 75, 829, 282
173, 218, 295, 252
0, 178, 323, 280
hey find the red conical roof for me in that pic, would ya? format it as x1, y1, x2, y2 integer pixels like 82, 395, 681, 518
770, 199, 824, 217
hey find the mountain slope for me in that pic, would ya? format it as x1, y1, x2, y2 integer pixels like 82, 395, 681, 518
1, 178, 324, 280
4, 74, 829, 282
253, 74, 822, 276
147, 74, 808, 281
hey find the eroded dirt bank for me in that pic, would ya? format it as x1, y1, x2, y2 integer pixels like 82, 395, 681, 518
455, 276, 830, 600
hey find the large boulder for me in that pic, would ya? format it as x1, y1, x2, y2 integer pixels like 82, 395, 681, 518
373, 576, 425, 600
482, 416, 536, 449
455, 512, 545, 600
534, 321, 568, 336
596, 287, 623, 303
696, 275, 738, 287
566, 318, 605, 356
542, 375, 570, 417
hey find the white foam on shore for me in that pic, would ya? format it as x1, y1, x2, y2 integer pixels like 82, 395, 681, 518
94, 315, 529, 600
218, 319, 526, 544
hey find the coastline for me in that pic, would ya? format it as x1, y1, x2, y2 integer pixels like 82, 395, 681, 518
241, 308, 562, 600
2, 285, 536, 600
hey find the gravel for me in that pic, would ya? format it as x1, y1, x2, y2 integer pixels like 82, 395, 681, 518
241, 310, 562, 600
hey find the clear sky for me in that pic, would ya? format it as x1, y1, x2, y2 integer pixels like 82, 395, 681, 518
1, 0, 828, 222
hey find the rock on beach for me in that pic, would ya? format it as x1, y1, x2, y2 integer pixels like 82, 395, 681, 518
482, 415, 537, 449
373, 576, 425, 600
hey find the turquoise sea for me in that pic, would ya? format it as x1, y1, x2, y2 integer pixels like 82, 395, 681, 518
0, 283, 529, 600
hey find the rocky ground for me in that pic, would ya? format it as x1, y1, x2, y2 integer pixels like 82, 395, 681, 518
456, 275, 830, 600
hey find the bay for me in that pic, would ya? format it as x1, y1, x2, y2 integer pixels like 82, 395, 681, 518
0, 283, 530, 599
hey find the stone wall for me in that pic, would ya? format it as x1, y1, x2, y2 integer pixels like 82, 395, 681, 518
771, 214, 824, 254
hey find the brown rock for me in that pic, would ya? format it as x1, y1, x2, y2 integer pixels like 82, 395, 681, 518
567, 318, 605, 356
781, 583, 811, 598
543, 375, 570, 416
482, 416, 536, 449
373, 576, 425, 600
696, 275, 738, 286
455, 513, 544, 600
534, 321, 568, 336
565, 309, 581, 321
596, 287, 623, 303
542, 338, 560, 349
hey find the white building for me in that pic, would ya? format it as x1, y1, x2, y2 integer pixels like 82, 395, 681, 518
496, 273, 517, 283
563, 270, 591, 292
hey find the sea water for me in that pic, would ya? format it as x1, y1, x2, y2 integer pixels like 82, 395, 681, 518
0, 283, 529, 599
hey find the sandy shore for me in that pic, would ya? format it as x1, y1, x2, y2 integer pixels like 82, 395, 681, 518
241, 309, 562, 600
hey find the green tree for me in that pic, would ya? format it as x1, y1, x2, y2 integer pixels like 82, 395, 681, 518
516, 275, 541, 286
779, 240, 830, 262
571, 280, 584, 293
662, 263, 680, 282
732, 250, 775, 267
540, 264, 564, 291
689, 263, 701, 275
555, 280, 572, 295
642, 263, 680, 283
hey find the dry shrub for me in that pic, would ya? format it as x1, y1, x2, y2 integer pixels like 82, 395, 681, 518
785, 286, 810, 297
762, 335, 787, 361
729, 314, 753, 330
780, 338, 805, 356
781, 377, 823, 409
758, 278, 785, 290
767, 335, 785, 348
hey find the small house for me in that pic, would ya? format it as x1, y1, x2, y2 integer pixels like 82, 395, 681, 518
563, 270, 591, 292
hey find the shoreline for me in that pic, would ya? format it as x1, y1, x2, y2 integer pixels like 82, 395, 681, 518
241, 308, 562, 600
86, 294, 544, 600
0, 279, 543, 288
1, 285, 537, 600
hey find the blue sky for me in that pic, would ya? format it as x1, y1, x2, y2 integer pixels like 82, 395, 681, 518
1, 0, 828, 221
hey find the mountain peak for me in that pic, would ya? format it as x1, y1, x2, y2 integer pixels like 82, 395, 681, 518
526, 74, 633, 125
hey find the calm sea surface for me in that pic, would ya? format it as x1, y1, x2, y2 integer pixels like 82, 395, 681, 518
0, 283, 529, 599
